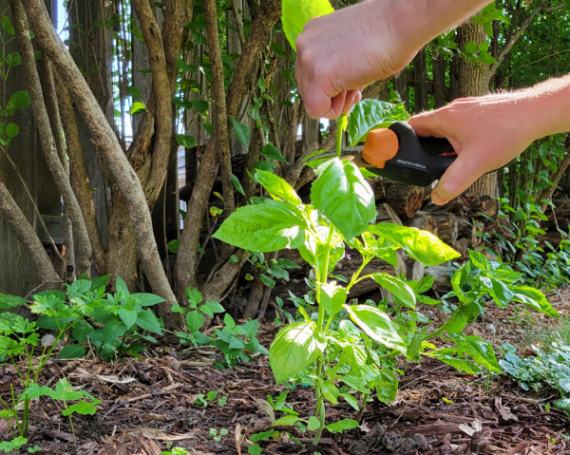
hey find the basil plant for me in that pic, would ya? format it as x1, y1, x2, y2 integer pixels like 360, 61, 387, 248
214, 152, 466, 436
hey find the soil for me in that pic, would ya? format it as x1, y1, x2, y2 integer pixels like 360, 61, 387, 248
1, 288, 569, 455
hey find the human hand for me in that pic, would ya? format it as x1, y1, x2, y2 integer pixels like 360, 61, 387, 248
295, 0, 416, 119
409, 94, 540, 205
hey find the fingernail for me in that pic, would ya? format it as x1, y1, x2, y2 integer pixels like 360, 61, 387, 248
431, 191, 449, 206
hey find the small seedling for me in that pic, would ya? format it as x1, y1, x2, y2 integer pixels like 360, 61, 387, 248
208, 428, 229, 443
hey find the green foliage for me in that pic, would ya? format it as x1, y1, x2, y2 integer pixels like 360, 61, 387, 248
281, 0, 334, 50
160, 448, 190, 455
500, 341, 570, 417
214, 88, 555, 442
212, 199, 305, 253
208, 427, 229, 443
211, 314, 268, 366
174, 288, 267, 366
311, 158, 376, 240
32, 277, 165, 360
21, 378, 100, 417
0, 437, 27, 454
347, 99, 409, 146
269, 322, 325, 383
0, 298, 101, 441
481, 196, 570, 290
173, 287, 225, 346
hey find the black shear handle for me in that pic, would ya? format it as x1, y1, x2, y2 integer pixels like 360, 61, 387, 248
419, 135, 457, 181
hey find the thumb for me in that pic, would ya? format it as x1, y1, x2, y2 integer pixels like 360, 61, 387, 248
409, 109, 447, 138
431, 151, 483, 205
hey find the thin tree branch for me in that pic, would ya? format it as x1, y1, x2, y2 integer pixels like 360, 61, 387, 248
0, 179, 60, 285
540, 136, 570, 206
204, 0, 234, 213
11, 0, 93, 276
132, 0, 174, 206
226, 0, 281, 118
21, 0, 177, 303
56, 76, 107, 271
490, 2, 543, 78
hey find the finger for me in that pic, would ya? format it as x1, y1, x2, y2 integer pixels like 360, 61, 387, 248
323, 91, 348, 119
431, 152, 483, 205
342, 89, 362, 115
304, 85, 333, 119
409, 110, 447, 138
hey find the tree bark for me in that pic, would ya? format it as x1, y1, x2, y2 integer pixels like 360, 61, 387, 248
457, 19, 498, 200
11, 0, 93, 276
56, 80, 106, 271
204, 0, 234, 214
0, 180, 60, 285
21, 0, 177, 303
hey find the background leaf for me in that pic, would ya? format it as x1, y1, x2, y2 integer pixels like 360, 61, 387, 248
281, 0, 334, 50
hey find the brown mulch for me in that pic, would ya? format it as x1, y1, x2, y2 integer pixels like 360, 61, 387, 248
1, 288, 569, 455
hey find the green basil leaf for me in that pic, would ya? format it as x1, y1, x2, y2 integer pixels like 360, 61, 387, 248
254, 169, 302, 206
298, 230, 345, 274
281, 0, 334, 50
375, 369, 398, 404
214, 199, 305, 253
454, 335, 500, 372
368, 223, 460, 266
269, 322, 326, 384
326, 418, 359, 433
347, 100, 409, 146
307, 416, 321, 431
273, 415, 301, 427
372, 273, 416, 308
440, 302, 482, 334
345, 305, 406, 354
311, 158, 376, 240
512, 286, 559, 317
319, 282, 347, 317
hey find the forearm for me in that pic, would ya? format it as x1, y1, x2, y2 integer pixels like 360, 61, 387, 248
522, 75, 570, 139
384, 0, 492, 53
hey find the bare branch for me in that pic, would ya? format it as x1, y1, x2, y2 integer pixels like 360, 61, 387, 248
490, 3, 544, 78
227, 0, 281, 118
132, 0, 174, 206
0, 179, 60, 285
11, 0, 93, 275
20, 0, 177, 303
56, 76, 107, 271
204, 0, 234, 213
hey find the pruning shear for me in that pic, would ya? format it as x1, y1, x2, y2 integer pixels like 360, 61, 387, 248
342, 122, 457, 187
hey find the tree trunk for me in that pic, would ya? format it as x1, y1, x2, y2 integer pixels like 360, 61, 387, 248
457, 20, 498, 200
